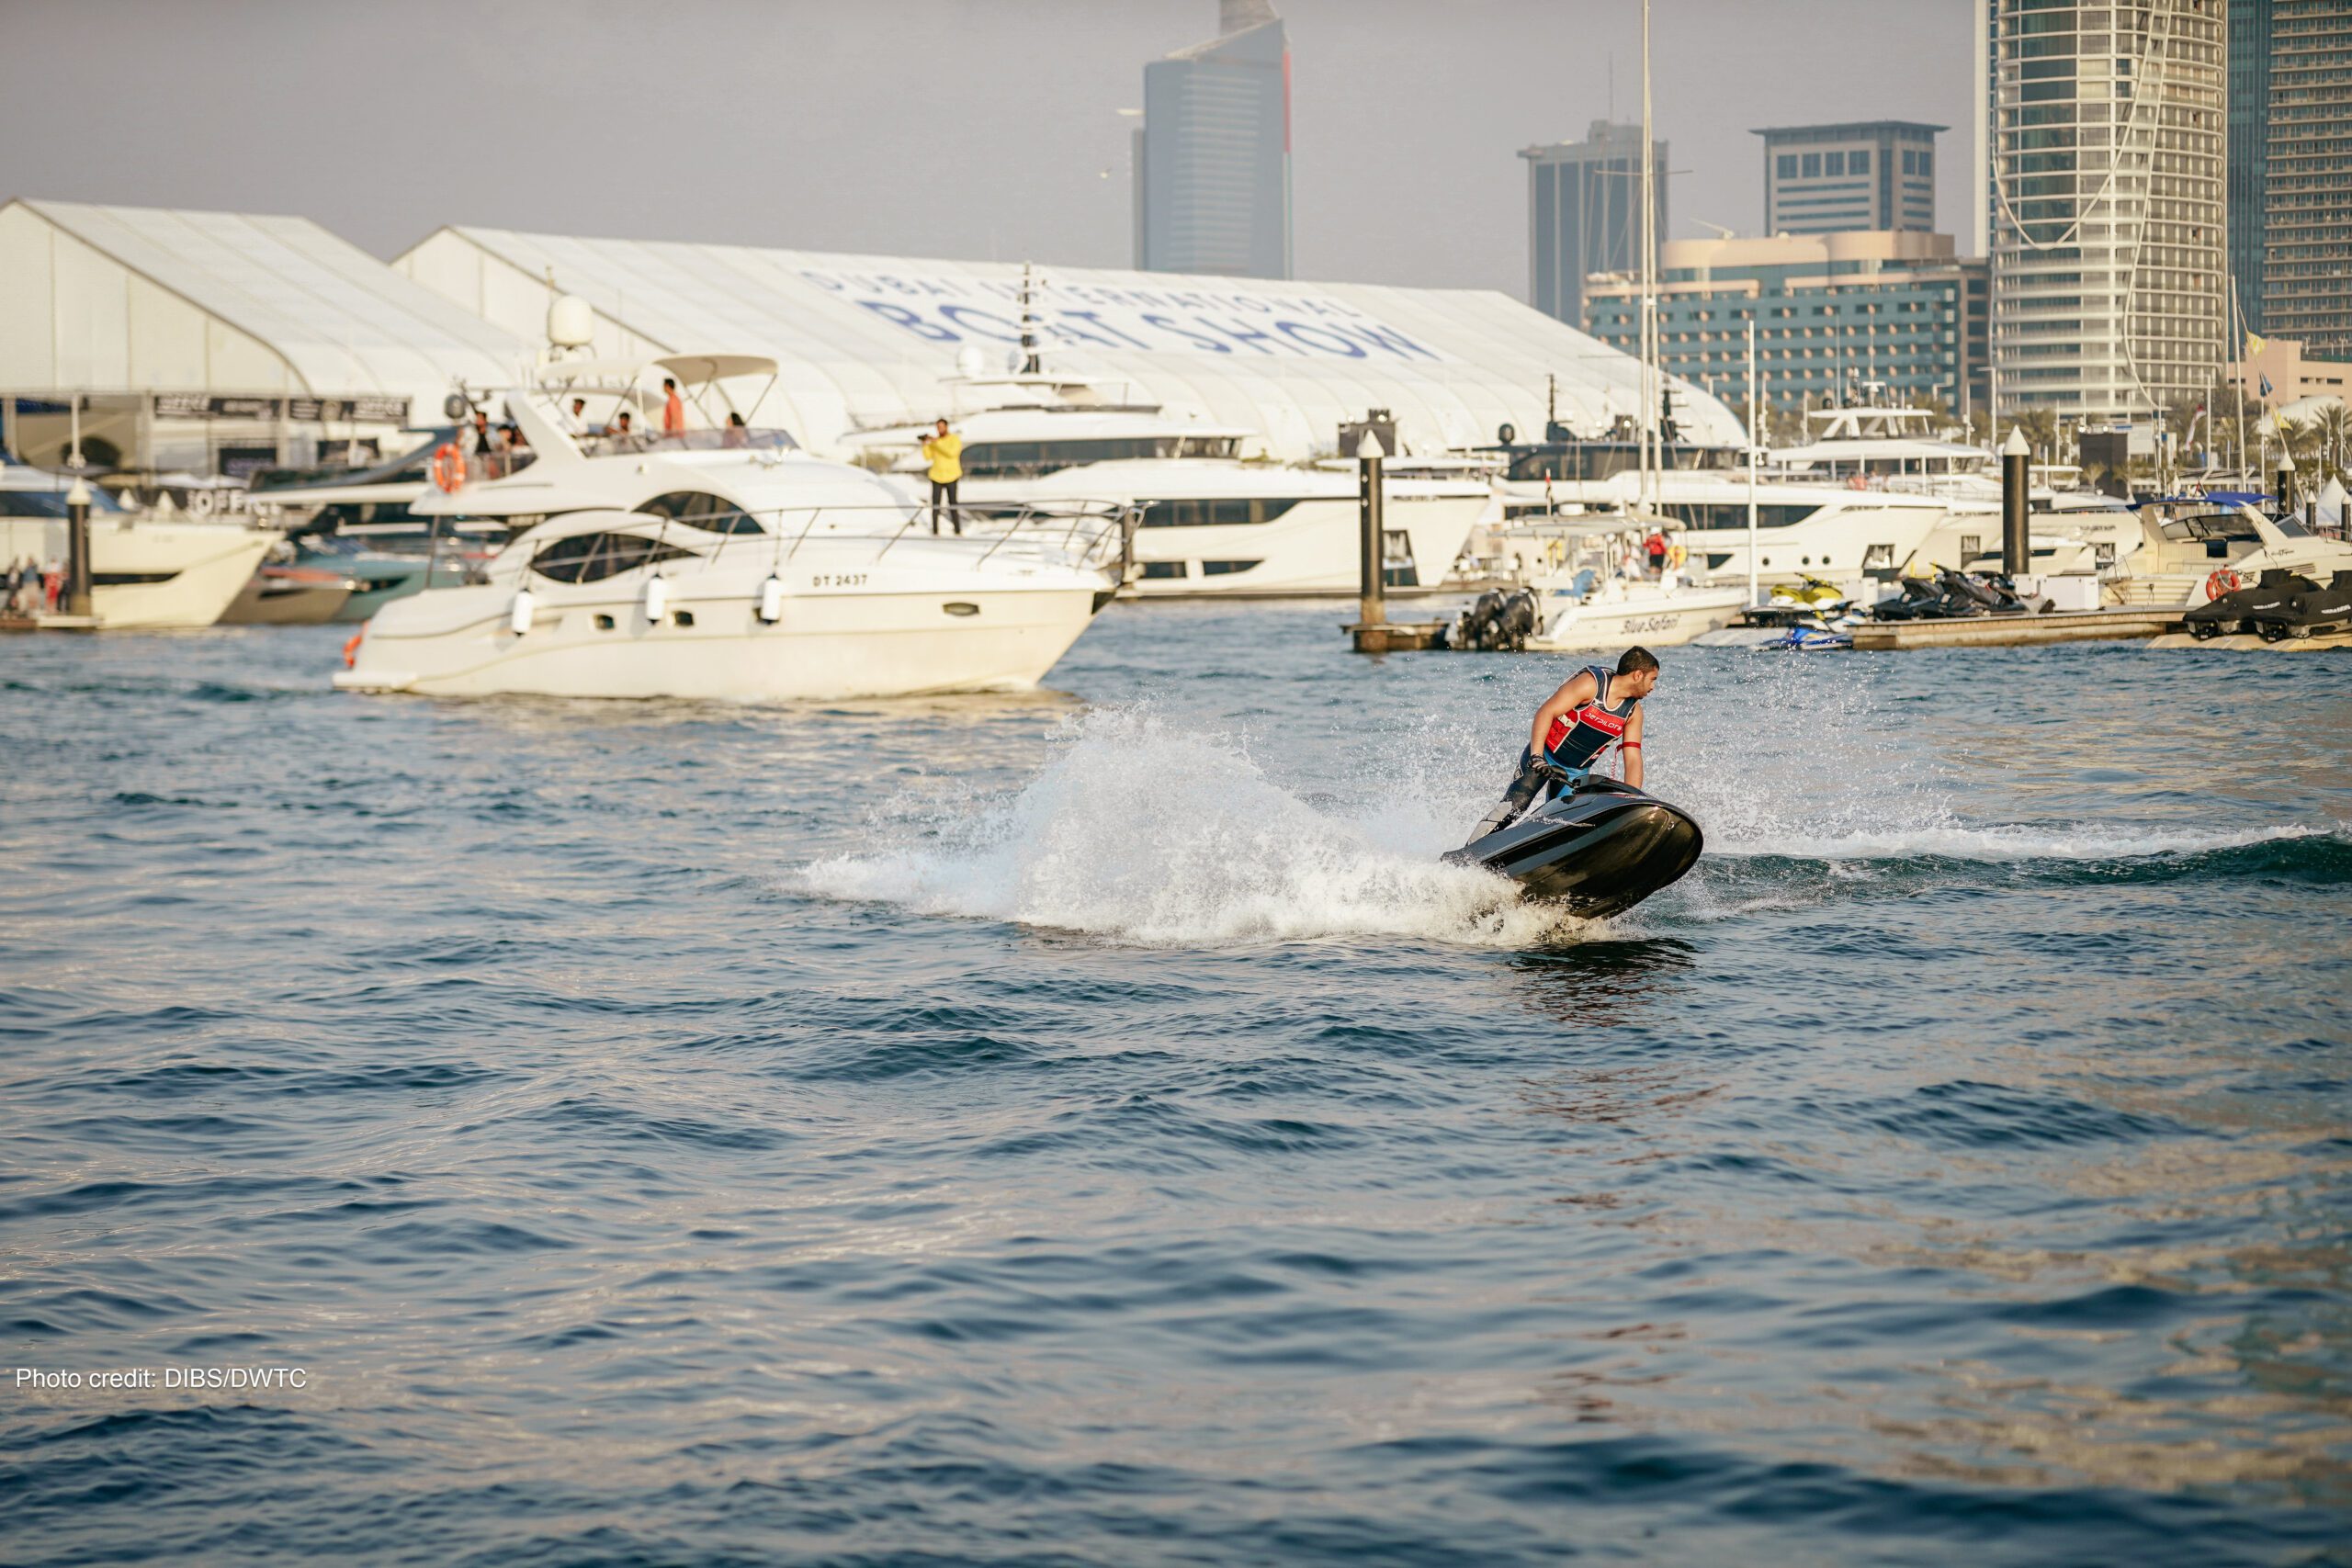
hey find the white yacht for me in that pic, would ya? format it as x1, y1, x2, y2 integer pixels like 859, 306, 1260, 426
1, 459, 277, 628
848, 369, 1485, 597
1007, 457, 1487, 597
2111, 502, 2352, 609
336, 354, 1129, 701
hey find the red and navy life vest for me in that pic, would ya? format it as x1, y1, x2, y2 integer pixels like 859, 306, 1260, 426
1543, 664, 1637, 771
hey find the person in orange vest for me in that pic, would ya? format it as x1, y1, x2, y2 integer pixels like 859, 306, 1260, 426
921, 418, 964, 536
661, 378, 686, 438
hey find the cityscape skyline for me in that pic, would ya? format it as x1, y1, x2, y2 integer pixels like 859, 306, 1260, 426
0, 0, 1980, 301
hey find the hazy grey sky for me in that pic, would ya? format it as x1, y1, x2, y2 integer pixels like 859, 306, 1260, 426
0, 0, 1975, 299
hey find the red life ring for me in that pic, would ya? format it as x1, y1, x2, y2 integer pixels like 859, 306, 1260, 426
2203, 568, 2242, 602
342, 628, 364, 668
431, 443, 465, 492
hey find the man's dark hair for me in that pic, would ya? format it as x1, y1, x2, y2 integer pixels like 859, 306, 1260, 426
1617, 646, 1660, 677
663, 378, 677, 389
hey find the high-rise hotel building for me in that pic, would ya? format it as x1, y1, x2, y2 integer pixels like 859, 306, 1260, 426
1988, 0, 2228, 421
2260, 0, 2352, 359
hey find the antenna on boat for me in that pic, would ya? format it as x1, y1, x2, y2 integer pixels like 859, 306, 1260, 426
1018, 264, 1042, 377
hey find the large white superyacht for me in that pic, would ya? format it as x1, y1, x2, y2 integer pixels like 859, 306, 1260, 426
843, 351, 1486, 597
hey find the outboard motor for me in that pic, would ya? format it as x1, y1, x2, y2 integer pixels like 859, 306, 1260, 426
1444, 587, 1540, 652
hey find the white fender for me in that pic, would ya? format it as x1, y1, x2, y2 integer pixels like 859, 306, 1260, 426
508, 587, 536, 635
643, 575, 669, 623
757, 574, 787, 624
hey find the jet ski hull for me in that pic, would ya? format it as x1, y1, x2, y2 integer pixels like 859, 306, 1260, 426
2187, 569, 2317, 639
1448, 777, 1703, 919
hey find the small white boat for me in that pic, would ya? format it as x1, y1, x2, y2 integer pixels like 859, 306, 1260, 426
1, 461, 277, 628
1511, 517, 1747, 650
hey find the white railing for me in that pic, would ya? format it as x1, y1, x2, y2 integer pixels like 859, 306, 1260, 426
449, 500, 1141, 588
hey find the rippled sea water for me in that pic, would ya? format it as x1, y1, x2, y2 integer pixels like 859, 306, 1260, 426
3, 606, 2348, 1567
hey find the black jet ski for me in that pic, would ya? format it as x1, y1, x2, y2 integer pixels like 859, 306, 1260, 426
1445, 774, 1703, 919
2186, 568, 2317, 640
2247, 569, 2352, 642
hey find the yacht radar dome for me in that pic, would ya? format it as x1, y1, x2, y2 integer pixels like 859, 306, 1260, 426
548, 294, 594, 351
955, 344, 987, 379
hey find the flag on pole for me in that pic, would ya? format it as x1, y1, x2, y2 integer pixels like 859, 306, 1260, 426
2245, 330, 2267, 359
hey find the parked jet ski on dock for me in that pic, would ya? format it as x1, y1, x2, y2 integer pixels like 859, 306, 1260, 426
2188, 568, 2322, 641
1446, 774, 1702, 919
2248, 570, 2352, 641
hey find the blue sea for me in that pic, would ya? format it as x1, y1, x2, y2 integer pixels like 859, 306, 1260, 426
3, 606, 2348, 1566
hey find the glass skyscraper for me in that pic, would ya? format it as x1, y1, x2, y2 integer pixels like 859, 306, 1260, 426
2226, 0, 2272, 333
1988, 0, 2228, 421
2260, 0, 2352, 358
1133, 2, 1293, 280
1520, 122, 1667, 329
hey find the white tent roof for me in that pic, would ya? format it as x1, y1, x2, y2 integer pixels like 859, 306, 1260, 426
396, 225, 1743, 460
1, 199, 529, 417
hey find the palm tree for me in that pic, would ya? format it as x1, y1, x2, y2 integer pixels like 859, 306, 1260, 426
2312, 402, 2351, 487
2013, 407, 2060, 463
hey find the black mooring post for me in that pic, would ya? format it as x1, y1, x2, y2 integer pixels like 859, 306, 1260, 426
65, 475, 93, 617
2001, 427, 2030, 575
1357, 429, 1386, 628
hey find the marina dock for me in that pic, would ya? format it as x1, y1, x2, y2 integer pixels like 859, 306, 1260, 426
1849, 606, 2183, 650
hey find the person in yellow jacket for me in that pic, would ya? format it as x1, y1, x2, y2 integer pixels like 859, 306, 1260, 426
920, 418, 963, 536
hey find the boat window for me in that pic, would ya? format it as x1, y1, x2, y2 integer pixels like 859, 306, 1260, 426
1138, 560, 1188, 578
1199, 559, 1262, 575
1651, 502, 1819, 530
636, 491, 762, 534
2159, 513, 2258, 544
529, 531, 700, 584
1140, 498, 1300, 527
959, 436, 1219, 479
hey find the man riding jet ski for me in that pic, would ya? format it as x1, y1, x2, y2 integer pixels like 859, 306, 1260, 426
1448, 647, 1703, 919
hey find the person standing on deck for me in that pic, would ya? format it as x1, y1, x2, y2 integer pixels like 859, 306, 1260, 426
661, 378, 686, 439
922, 418, 963, 536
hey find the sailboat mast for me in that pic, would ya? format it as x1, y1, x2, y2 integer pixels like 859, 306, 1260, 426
1639, 0, 1657, 513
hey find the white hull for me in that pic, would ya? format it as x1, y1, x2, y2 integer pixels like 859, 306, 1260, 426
1681, 502, 1949, 587
337, 525, 1113, 702
2, 518, 277, 629
1124, 493, 1485, 596
1527, 584, 1749, 650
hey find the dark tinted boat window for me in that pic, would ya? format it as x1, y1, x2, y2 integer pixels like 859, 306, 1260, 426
1139, 497, 1301, 527
530, 532, 699, 583
636, 491, 763, 535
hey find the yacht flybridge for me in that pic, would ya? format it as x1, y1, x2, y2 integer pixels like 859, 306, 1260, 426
336, 353, 1132, 701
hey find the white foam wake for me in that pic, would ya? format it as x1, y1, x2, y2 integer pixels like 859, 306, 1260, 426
1714, 821, 2321, 863
795, 661, 2324, 946
798, 706, 1581, 948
